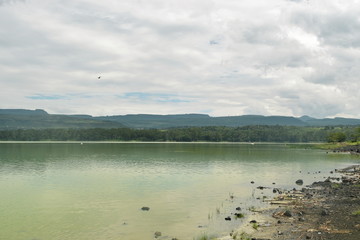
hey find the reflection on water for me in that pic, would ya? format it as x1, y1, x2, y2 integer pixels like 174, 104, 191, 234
0, 143, 358, 240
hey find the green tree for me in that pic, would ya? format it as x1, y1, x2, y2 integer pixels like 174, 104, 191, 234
327, 132, 347, 143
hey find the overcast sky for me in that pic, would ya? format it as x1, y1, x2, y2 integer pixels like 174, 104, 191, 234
1, 0, 360, 118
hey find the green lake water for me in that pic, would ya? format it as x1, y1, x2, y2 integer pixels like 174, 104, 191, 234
0, 142, 358, 240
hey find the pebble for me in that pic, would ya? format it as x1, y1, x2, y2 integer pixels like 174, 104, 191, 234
154, 231, 162, 238
283, 210, 292, 217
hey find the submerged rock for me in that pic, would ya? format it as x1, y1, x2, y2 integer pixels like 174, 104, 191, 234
296, 179, 304, 185
141, 206, 150, 211
234, 213, 244, 218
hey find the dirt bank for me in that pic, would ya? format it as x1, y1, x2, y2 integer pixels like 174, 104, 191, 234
222, 165, 360, 240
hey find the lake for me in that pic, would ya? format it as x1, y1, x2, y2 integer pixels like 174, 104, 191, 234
0, 142, 358, 240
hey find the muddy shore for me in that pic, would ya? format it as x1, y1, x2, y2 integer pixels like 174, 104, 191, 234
219, 163, 360, 240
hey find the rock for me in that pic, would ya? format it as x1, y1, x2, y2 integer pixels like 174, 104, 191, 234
283, 210, 292, 217
306, 234, 311, 239
250, 220, 257, 223
236, 207, 241, 211
154, 231, 162, 238
141, 206, 150, 211
296, 179, 304, 185
225, 216, 231, 221
251, 181, 255, 184
320, 209, 329, 216
298, 217, 305, 222
234, 213, 244, 218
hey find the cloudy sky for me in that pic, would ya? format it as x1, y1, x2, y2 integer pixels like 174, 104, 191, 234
1, 0, 360, 118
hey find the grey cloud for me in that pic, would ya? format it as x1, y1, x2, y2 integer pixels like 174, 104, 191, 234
242, 25, 283, 45
291, 10, 360, 47
0, 0, 25, 6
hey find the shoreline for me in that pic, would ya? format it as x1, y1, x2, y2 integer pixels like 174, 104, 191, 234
218, 164, 360, 240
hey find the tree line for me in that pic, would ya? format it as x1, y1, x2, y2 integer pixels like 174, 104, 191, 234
0, 125, 359, 142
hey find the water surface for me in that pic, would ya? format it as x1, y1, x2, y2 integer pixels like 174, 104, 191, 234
0, 142, 358, 240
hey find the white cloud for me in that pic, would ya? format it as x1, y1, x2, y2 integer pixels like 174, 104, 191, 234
1, 0, 360, 118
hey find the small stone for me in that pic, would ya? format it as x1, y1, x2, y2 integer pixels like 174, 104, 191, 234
154, 231, 162, 238
236, 207, 241, 211
283, 210, 292, 217
141, 206, 150, 211
298, 217, 305, 222
306, 234, 311, 239
225, 216, 231, 221
251, 181, 255, 184
320, 209, 329, 216
277, 231, 283, 235
250, 220, 257, 223
295, 179, 304, 185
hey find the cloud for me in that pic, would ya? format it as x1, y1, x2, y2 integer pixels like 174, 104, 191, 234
0, 0, 360, 118
0, 0, 25, 6
120, 92, 191, 103
27, 94, 68, 100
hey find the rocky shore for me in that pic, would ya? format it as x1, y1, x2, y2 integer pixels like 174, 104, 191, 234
333, 144, 360, 155
220, 164, 360, 240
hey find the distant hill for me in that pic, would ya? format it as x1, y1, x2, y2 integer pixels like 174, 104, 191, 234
0, 109, 125, 130
0, 109, 360, 129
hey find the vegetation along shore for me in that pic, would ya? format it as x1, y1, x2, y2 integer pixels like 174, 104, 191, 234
0, 125, 359, 143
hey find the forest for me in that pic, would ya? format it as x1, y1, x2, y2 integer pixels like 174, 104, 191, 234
0, 125, 359, 143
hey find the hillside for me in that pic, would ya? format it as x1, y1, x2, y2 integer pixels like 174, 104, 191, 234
0, 109, 125, 130
0, 109, 360, 129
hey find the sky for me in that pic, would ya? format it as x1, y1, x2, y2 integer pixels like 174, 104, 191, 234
1, 0, 360, 118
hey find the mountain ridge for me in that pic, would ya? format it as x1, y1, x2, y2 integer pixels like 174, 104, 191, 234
1, 109, 360, 129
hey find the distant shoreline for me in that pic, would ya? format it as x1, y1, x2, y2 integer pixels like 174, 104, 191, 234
0, 141, 323, 145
